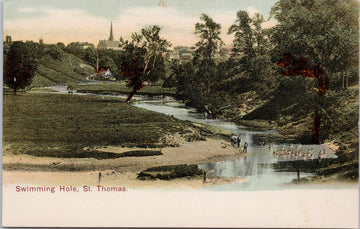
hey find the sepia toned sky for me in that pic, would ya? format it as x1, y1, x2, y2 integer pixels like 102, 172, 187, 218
4, 0, 278, 47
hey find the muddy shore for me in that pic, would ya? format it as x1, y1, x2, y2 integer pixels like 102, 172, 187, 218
3, 138, 247, 189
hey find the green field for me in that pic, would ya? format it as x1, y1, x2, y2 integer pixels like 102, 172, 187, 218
3, 92, 187, 156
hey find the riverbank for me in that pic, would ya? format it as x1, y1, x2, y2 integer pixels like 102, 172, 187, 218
3, 138, 246, 189
3, 90, 249, 188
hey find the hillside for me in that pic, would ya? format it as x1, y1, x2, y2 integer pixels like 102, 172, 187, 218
31, 53, 94, 87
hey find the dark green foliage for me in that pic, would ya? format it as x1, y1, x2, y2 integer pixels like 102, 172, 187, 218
4, 41, 38, 94
56, 42, 66, 50
45, 44, 64, 60
65, 43, 86, 58
137, 164, 203, 180
270, 0, 359, 86
84, 47, 97, 67
98, 55, 118, 76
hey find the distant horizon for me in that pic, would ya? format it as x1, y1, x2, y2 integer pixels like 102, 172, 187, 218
4, 0, 278, 47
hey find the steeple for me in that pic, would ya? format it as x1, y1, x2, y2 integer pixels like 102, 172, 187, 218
109, 21, 114, 41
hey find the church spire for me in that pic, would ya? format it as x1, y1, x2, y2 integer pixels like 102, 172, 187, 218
109, 21, 114, 41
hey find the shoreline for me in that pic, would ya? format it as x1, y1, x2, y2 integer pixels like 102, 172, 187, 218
3, 138, 247, 189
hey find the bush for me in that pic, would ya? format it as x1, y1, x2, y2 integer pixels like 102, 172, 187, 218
137, 164, 203, 180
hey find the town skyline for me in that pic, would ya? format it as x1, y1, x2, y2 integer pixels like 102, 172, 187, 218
4, 0, 278, 47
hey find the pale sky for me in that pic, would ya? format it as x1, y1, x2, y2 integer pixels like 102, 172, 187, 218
4, 0, 278, 47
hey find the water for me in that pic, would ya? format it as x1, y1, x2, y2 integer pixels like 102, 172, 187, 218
134, 100, 337, 191
44, 86, 338, 190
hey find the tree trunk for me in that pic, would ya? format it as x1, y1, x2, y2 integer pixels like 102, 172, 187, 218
13, 87, 17, 95
341, 71, 344, 89
345, 71, 349, 89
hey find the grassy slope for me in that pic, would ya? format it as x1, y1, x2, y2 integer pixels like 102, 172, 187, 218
31, 53, 94, 87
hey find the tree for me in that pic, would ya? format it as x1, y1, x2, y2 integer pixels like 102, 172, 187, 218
271, 0, 359, 143
193, 14, 223, 93
4, 41, 38, 95
227, 11, 276, 98
270, 0, 359, 89
141, 25, 171, 79
56, 42, 66, 50
120, 25, 171, 102
84, 46, 97, 67
46, 44, 64, 60
98, 55, 118, 76
228, 10, 254, 58
193, 14, 224, 67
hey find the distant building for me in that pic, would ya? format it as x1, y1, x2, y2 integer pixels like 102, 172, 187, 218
165, 46, 195, 61
87, 67, 115, 80
97, 21, 122, 50
180, 53, 193, 61
68, 42, 95, 49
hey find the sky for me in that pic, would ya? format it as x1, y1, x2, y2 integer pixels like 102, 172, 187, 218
4, 0, 278, 47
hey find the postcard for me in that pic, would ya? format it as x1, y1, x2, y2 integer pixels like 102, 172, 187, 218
2, 0, 359, 227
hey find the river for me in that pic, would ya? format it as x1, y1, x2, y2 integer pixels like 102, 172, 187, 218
44, 86, 340, 191
134, 100, 338, 191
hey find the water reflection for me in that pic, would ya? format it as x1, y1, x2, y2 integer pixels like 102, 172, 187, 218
135, 100, 337, 191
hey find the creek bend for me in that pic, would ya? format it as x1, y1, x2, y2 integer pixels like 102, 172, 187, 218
133, 100, 336, 191
44, 86, 337, 191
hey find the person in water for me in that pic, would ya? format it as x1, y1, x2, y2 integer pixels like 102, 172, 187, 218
244, 142, 248, 152
237, 135, 241, 148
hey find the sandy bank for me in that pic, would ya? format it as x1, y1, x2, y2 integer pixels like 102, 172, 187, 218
3, 138, 246, 189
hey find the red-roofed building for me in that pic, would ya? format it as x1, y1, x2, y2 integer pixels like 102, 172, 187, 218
87, 67, 115, 80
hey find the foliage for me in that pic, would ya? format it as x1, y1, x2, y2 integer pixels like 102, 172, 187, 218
137, 164, 203, 180
193, 14, 224, 67
56, 42, 66, 50
45, 44, 64, 60
65, 43, 86, 58
98, 55, 118, 76
4, 41, 38, 94
84, 46, 97, 67
119, 25, 171, 101
270, 0, 359, 86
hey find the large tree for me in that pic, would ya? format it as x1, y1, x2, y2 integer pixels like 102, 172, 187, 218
227, 11, 276, 97
193, 14, 224, 67
4, 41, 38, 95
120, 25, 171, 102
193, 14, 223, 93
270, 0, 359, 89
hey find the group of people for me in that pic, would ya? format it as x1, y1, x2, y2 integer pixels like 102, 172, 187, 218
272, 145, 328, 160
230, 135, 248, 152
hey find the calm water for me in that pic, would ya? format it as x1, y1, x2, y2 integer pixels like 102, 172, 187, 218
134, 100, 337, 191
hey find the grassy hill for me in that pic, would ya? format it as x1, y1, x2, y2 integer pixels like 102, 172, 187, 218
31, 53, 94, 87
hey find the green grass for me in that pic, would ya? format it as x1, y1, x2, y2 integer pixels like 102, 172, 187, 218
31, 53, 93, 87
74, 81, 176, 96
3, 92, 187, 152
